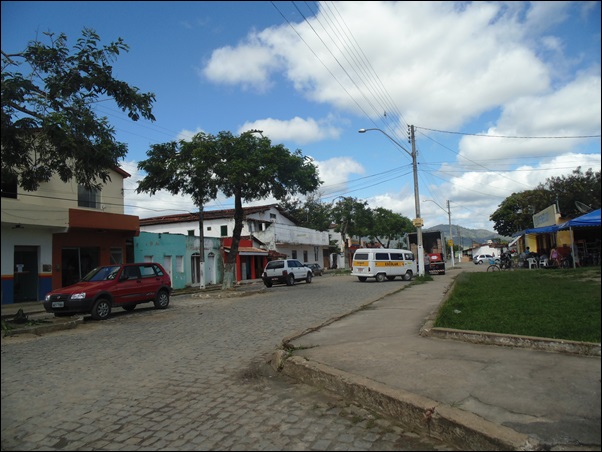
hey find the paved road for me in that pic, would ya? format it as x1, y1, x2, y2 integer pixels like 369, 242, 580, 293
1, 274, 459, 451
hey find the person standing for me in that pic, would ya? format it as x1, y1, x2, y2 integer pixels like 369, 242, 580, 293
550, 246, 560, 268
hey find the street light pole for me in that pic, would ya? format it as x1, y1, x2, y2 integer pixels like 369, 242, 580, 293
358, 126, 425, 276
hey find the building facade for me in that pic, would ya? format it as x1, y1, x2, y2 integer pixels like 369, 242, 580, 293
1, 167, 139, 305
139, 204, 330, 282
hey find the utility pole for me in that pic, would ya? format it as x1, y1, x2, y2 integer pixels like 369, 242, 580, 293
359, 126, 424, 276
447, 200, 454, 268
409, 125, 425, 276
198, 207, 205, 289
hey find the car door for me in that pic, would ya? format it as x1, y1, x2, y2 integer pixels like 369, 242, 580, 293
112, 265, 145, 305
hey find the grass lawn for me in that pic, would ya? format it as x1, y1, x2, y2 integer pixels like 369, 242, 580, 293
434, 266, 601, 343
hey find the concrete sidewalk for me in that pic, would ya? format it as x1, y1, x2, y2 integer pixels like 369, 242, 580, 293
273, 264, 601, 451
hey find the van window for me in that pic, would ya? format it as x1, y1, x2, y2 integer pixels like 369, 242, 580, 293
404, 253, 414, 261
354, 253, 369, 260
390, 253, 404, 260
375, 253, 389, 260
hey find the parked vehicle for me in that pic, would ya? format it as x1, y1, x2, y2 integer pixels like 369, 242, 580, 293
426, 252, 446, 275
262, 259, 313, 287
307, 263, 324, 276
351, 248, 416, 282
407, 231, 447, 275
43, 263, 172, 320
473, 254, 499, 265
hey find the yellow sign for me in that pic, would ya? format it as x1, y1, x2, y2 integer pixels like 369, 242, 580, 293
447, 240, 453, 247
412, 218, 424, 227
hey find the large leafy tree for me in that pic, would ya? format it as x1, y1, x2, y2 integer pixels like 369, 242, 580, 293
2, 28, 156, 191
371, 207, 413, 248
490, 167, 601, 236
331, 197, 373, 267
137, 131, 321, 289
280, 192, 333, 231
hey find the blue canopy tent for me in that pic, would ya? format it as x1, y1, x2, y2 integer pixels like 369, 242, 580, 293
558, 209, 601, 268
558, 208, 601, 229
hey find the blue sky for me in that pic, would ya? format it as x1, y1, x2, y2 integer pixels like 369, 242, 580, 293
2, 1, 601, 231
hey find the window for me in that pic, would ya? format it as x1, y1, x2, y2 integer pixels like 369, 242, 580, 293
144, 255, 153, 262
390, 253, 404, 261
78, 185, 99, 208
220, 225, 228, 236
375, 253, 389, 260
176, 256, 184, 272
140, 264, 158, 278
354, 253, 369, 260
270, 213, 276, 220
206, 226, 212, 231
303, 250, 308, 262
110, 247, 123, 264
292, 250, 297, 259
188, 230, 195, 236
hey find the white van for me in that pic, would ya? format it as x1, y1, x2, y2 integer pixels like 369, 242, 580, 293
351, 248, 417, 282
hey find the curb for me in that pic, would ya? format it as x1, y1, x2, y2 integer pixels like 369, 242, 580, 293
2, 315, 83, 337
271, 353, 538, 451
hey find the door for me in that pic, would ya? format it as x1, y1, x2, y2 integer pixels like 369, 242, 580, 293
14, 246, 39, 302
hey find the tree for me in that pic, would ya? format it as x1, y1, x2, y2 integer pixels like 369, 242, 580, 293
538, 167, 601, 217
331, 197, 373, 267
489, 190, 548, 236
137, 134, 220, 288
490, 167, 601, 236
2, 28, 156, 191
280, 192, 333, 231
137, 131, 321, 289
371, 207, 413, 248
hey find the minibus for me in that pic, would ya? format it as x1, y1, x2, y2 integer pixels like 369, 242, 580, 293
351, 248, 417, 282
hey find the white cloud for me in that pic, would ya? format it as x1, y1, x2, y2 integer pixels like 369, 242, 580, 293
238, 116, 341, 144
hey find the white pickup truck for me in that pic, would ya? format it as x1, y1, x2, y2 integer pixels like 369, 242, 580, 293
261, 259, 313, 287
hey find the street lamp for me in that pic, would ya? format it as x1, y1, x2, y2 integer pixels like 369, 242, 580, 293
358, 127, 425, 276
423, 199, 454, 268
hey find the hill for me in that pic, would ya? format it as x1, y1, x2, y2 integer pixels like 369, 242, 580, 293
425, 224, 513, 249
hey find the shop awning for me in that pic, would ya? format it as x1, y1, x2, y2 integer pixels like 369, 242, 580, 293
224, 246, 268, 256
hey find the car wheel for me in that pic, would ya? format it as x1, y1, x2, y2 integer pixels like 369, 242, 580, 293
306, 272, 312, 283
375, 273, 385, 282
154, 290, 170, 309
358, 276, 367, 282
91, 298, 111, 320
123, 304, 136, 312
286, 274, 295, 286
403, 271, 413, 281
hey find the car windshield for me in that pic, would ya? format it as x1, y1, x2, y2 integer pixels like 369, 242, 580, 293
82, 266, 122, 282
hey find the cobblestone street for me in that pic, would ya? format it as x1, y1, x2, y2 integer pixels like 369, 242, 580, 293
2, 276, 458, 451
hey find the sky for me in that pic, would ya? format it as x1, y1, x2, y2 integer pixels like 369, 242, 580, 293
2, 1, 601, 232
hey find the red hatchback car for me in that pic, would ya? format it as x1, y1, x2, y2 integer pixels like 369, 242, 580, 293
43, 262, 172, 320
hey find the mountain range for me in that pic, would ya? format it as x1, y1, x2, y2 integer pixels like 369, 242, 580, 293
425, 224, 513, 249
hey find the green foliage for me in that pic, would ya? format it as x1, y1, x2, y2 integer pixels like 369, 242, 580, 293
137, 130, 321, 283
490, 168, 601, 236
435, 267, 601, 342
371, 207, 413, 247
1, 28, 156, 191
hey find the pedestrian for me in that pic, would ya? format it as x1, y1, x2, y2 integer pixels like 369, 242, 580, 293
550, 246, 560, 268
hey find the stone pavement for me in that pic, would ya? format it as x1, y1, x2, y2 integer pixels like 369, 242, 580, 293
272, 263, 601, 451
2, 265, 600, 451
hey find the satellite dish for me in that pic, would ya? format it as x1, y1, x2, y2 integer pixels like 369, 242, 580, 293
575, 201, 593, 213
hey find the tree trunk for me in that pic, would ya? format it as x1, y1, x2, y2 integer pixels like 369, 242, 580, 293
222, 262, 236, 289
221, 192, 245, 289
